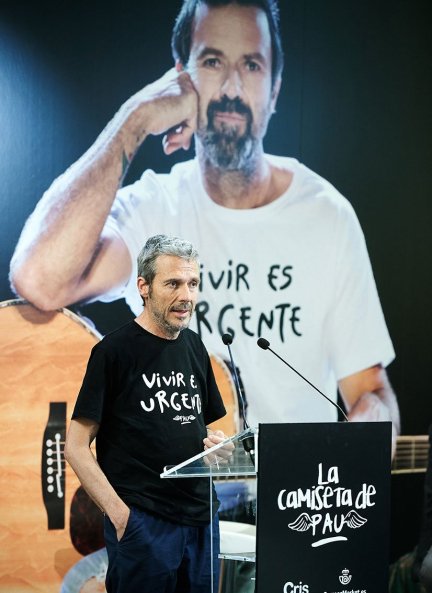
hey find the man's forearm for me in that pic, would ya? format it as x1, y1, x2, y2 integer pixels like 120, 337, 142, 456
65, 444, 129, 532
9, 100, 146, 310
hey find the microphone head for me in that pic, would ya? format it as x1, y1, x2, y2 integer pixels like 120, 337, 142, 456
222, 333, 233, 345
257, 337, 270, 350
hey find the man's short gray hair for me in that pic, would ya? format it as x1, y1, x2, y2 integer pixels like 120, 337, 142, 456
137, 235, 199, 285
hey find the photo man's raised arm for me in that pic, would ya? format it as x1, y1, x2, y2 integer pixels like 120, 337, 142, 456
10, 67, 197, 310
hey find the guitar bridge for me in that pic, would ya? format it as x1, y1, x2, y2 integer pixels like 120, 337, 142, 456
41, 402, 66, 529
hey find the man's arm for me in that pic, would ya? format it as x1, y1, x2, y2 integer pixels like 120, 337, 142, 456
338, 365, 401, 455
10, 66, 198, 311
64, 417, 129, 541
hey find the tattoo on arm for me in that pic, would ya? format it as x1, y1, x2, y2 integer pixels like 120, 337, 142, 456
121, 150, 130, 181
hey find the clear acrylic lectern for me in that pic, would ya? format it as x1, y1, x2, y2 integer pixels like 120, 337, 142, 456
160, 427, 258, 592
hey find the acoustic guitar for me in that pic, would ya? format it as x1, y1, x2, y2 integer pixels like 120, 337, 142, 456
0, 300, 100, 593
0, 299, 239, 593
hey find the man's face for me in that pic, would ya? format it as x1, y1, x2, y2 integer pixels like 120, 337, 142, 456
186, 3, 279, 173
138, 255, 200, 339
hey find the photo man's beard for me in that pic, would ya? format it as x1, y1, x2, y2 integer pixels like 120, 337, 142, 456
197, 96, 259, 173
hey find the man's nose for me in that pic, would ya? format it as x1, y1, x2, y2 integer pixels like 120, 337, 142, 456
178, 284, 192, 301
220, 66, 243, 100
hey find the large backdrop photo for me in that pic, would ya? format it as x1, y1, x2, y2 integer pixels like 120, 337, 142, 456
0, 0, 431, 592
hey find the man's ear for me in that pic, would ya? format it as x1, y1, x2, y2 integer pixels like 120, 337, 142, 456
137, 276, 149, 300
270, 76, 282, 113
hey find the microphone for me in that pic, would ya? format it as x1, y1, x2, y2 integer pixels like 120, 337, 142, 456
222, 333, 249, 430
221, 334, 255, 461
257, 338, 349, 422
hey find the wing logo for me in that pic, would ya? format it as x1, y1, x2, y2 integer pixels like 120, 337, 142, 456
288, 510, 367, 547
173, 414, 196, 424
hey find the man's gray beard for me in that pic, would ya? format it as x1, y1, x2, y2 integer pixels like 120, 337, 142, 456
152, 308, 189, 338
148, 290, 191, 338
197, 124, 259, 176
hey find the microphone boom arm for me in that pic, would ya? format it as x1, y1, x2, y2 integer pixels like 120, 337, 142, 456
258, 338, 349, 422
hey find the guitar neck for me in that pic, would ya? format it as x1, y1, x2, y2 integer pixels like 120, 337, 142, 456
392, 435, 430, 474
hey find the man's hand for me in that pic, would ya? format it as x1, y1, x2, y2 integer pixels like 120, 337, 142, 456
203, 429, 235, 465
339, 365, 400, 459
110, 503, 131, 542
125, 66, 199, 156
347, 391, 399, 458
347, 391, 391, 422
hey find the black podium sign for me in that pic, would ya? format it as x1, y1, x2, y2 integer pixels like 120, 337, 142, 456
256, 422, 391, 593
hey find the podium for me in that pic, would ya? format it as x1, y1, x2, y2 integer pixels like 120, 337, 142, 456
161, 421, 392, 593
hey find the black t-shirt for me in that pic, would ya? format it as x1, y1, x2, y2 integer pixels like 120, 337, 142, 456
72, 321, 226, 526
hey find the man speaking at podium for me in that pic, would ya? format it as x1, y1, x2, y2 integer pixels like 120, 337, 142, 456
65, 235, 229, 593
10, 0, 400, 440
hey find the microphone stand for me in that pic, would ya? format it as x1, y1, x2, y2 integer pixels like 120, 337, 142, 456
222, 334, 255, 460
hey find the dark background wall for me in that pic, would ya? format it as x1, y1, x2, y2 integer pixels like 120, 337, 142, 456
1, 0, 431, 435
